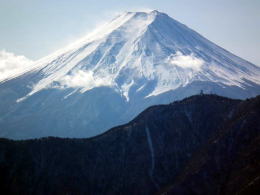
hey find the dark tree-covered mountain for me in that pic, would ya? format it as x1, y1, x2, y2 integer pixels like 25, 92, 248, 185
0, 95, 259, 195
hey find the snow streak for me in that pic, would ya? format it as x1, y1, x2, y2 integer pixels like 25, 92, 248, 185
145, 126, 159, 189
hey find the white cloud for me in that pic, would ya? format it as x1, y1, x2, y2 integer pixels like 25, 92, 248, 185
0, 50, 33, 82
169, 51, 204, 70
58, 70, 113, 91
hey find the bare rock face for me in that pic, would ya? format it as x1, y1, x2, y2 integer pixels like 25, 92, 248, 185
0, 95, 259, 194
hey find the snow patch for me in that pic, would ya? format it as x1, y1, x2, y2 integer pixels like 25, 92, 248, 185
121, 80, 134, 101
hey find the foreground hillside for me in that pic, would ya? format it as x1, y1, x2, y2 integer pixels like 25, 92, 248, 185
0, 95, 259, 194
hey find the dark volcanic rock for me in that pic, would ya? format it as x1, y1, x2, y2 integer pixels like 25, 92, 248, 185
0, 95, 259, 195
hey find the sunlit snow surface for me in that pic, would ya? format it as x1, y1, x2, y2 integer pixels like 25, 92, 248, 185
8, 10, 260, 102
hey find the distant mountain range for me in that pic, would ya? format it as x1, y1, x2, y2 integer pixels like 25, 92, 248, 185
0, 10, 259, 139
0, 95, 259, 194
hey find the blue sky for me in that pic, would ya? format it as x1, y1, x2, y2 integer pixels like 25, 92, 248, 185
0, 0, 259, 65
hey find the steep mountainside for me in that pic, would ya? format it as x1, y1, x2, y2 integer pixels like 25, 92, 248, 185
0, 10, 260, 139
0, 95, 259, 194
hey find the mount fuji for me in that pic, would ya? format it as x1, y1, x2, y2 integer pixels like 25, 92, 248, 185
0, 10, 260, 139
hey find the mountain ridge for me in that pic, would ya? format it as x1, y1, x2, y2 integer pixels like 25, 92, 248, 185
0, 94, 259, 194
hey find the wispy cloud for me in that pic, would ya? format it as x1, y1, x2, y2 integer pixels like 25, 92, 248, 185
0, 50, 33, 82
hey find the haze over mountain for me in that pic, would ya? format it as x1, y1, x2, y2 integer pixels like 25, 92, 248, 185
0, 10, 259, 139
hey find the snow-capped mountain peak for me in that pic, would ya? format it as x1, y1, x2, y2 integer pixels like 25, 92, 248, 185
1, 10, 260, 139
10, 10, 260, 102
